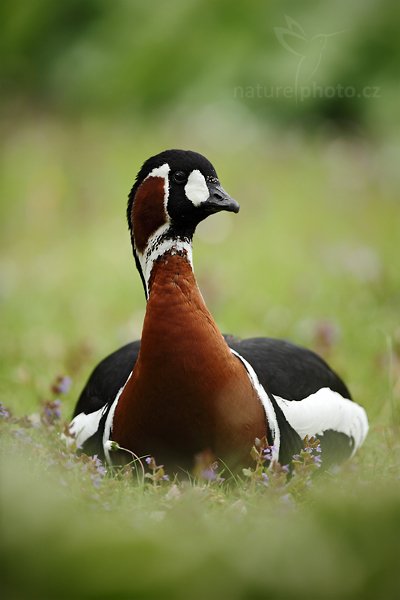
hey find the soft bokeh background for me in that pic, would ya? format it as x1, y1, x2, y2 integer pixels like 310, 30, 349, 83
1, 1, 399, 599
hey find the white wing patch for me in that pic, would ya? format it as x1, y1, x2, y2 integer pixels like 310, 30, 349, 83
69, 406, 106, 448
230, 349, 280, 462
274, 388, 369, 455
185, 169, 209, 206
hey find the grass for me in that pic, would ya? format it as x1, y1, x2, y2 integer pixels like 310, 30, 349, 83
1, 114, 399, 599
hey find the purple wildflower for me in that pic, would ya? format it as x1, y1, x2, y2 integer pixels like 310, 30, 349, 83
145, 456, 152, 465
201, 468, 217, 481
262, 445, 276, 462
91, 455, 107, 475
43, 399, 62, 423
313, 455, 322, 467
0, 403, 10, 419
52, 375, 72, 395
95, 464, 107, 477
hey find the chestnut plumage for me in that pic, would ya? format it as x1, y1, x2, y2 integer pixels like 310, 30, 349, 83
70, 149, 368, 473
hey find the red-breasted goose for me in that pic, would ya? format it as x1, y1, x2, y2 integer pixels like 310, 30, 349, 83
70, 149, 368, 472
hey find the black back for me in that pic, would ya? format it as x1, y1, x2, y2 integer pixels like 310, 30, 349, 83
74, 336, 350, 415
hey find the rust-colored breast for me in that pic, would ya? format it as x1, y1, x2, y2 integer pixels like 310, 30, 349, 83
113, 253, 267, 472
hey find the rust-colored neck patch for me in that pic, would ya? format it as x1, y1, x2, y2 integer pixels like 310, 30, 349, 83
132, 176, 168, 253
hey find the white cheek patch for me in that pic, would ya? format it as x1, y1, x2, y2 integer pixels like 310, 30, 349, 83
185, 169, 210, 206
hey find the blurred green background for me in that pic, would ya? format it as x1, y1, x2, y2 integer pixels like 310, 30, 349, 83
1, 1, 399, 599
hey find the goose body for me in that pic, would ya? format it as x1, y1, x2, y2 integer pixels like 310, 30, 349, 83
70, 149, 368, 472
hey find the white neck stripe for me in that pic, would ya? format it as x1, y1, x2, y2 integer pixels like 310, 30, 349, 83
140, 234, 193, 298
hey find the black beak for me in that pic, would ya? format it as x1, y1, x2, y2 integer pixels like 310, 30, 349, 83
204, 182, 240, 214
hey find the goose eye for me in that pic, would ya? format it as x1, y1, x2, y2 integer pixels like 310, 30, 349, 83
172, 171, 187, 184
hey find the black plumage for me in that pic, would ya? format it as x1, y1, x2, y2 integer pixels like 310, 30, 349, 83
73, 336, 353, 465
70, 149, 368, 469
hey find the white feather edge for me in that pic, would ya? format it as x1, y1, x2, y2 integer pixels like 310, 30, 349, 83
68, 372, 133, 462
273, 388, 369, 456
230, 348, 281, 462
69, 406, 107, 448
103, 371, 133, 463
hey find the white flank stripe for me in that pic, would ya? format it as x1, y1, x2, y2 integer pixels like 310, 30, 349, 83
69, 406, 106, 448
103, 371, 133, 464
230, 349, 280, 462
185, 169, 209, 206
274, 388, 369, 455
